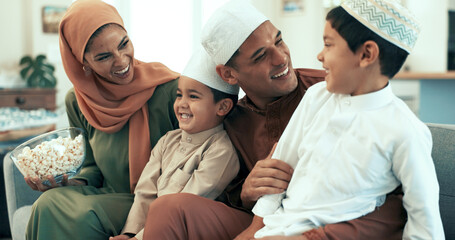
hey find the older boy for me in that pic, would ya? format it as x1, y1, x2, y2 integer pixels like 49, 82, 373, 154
111, 47, 240, 240
241, 0, 444, 239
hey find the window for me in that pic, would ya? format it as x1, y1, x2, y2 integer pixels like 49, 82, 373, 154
105, 0, 229, 73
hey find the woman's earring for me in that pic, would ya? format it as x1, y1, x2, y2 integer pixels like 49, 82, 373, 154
82, 65, 91, 76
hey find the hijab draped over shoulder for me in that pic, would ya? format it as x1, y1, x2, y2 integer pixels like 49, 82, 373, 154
59, 0, 179, 192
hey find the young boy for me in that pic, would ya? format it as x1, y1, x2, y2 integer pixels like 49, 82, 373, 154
238, 0, 445, 239
110, 47, 240, 240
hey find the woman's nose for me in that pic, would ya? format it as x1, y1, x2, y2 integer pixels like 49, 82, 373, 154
113, 51, 128, 66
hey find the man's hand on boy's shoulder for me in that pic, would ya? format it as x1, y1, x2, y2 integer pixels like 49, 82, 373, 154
240, 143, 294, 209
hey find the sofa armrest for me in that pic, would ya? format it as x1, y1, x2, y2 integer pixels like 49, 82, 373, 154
426, 123, 455, 239
3, 152, 42, 232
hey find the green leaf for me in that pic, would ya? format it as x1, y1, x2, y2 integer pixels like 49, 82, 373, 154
36, 55, 47, 63
19, 56, 33, 66
18, 54, 57, 88
20, 66, 32, 80
41, 63, 55, 73
42, 72, 57, 88
27, 71, 40, 87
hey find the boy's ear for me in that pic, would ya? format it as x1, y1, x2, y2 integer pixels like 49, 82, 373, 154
216, 98, 234, 117
216, 64, 238, 85
359, 40, 380, 67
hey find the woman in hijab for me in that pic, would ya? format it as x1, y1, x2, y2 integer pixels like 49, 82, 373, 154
24, 0, 180, 239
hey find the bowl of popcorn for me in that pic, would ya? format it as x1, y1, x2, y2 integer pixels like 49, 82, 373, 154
10, 127, 86, 185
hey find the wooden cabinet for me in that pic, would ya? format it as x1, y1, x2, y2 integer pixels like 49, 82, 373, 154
0, 88, 55, 237
0, 88, 56, 111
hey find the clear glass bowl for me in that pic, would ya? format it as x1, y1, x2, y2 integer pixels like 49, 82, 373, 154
10, 127, 86, 186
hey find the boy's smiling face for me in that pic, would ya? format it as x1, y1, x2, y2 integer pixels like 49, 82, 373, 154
174, 76, 224, 134
317, 21, 364, 95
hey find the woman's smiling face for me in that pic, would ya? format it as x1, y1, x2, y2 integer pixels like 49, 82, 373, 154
83, 24, 135, 85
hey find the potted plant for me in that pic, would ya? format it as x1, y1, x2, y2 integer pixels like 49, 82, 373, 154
19, 54, 57, 88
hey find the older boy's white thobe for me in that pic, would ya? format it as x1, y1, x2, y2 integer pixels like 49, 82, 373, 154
253, 81, 444, 239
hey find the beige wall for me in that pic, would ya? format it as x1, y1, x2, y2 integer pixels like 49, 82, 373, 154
0, 0, 72, 110
1, 0, 28, 68
450, 0, 455, 10
406, 0, 448, 72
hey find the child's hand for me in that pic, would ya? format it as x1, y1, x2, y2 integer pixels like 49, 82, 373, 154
109, 234, 134, 240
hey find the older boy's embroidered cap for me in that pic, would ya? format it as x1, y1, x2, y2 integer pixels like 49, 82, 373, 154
341, 0, 420, 53
201, 0, 268, 65
183, 46, 239, 95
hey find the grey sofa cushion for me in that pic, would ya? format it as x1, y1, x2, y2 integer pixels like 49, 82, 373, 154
427, 123, 455, 239
3, 152, 41, 239
12, 206, 32, 240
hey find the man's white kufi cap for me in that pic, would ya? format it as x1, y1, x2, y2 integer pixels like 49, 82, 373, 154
183, 45, 239, 95
341, 0, 420, 53
201, 0, 268, 65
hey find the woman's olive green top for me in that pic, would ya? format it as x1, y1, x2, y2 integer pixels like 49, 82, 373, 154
26, 79, 179, 240
65, 79, 179, 193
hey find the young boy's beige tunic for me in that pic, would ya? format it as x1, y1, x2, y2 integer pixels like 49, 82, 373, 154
122, 124, 239, 239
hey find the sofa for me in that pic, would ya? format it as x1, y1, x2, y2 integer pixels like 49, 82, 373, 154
3, 150, 41, 240
3, 123, 455, 239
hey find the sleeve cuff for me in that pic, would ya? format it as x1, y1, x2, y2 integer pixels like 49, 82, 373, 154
135, 229, 144, 240
252, 193, 285, 217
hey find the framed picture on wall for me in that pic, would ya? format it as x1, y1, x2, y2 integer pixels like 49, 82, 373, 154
42, 6, 67, 34
281, 0, 305, 16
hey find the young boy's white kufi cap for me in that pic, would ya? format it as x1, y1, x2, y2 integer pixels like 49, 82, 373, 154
201, 0, 268, 65
341, 0, 420, 53
183, 46, 239, 95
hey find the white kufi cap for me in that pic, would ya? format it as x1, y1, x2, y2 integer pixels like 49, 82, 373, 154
341, 0, 420, 53
183, 46, 239, 95
201, 0, 268, 65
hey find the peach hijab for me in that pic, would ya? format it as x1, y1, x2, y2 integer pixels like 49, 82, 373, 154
59, 0, 179, 192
